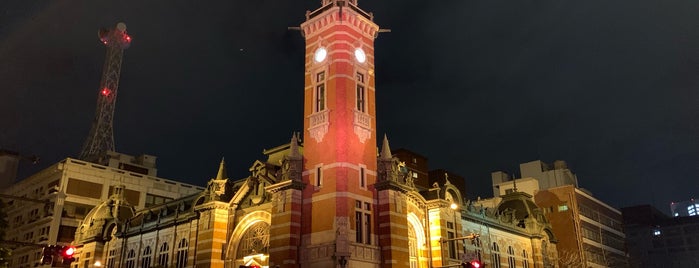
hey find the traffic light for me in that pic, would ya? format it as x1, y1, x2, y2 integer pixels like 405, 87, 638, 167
59, 245, 76, 265
40, 246, 55, 265
462, 260, 481, 268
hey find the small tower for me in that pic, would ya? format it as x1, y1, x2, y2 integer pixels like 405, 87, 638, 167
79, 22, 132, 164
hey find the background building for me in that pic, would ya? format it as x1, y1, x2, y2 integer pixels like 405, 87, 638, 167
489, 160, 627, 267
623, 204, 699, 268
2, 152, 204, 268
670, 199, 699, 217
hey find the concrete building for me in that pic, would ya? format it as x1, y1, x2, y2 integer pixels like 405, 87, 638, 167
2, 152, 204, 268
623, 204, 699, 268
535, 185, 626, 267
489, 160, 627, 267
66, 2, 560, 268
392, 149, 430, 190
670, 199, 699, 217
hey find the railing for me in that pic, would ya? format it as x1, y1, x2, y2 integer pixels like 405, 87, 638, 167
354, 110, 371, 129
310, 110, 329, 128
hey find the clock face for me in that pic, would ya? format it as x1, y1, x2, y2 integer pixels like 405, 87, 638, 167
314, 47, 327, 62
354, 48, 366, 63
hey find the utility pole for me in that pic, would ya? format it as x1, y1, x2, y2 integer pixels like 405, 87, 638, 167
79, 22, 131, 164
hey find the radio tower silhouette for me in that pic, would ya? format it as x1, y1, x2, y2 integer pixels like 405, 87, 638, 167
79, 22, 131, 164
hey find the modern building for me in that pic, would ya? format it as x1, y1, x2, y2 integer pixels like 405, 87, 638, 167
535, 185, 626, 267
2, 152, 204, 268
490, 160, 627, 267
622, 204, 699, 268
67, 1, 560, 268
670, 199, 699, 217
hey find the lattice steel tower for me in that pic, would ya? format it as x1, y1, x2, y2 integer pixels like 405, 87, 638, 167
79, 22, 131, 164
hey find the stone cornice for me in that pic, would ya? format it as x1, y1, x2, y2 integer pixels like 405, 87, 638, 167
266, 179, 306, 193
301, 6, 379, 39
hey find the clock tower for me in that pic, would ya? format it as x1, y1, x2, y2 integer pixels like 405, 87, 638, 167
301, 0, 380, 267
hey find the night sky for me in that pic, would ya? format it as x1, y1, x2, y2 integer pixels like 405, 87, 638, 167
2, 0, 698, 213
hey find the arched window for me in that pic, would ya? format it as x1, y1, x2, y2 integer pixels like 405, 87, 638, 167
141, 246, 152, 268
491, 242, 501, 268
125, 249, 136, 268
522, 249, 529, 268
176, 238, 188, 268
408, 227, 418, 268
158, 242, 169, 267
507, 246, 516, 267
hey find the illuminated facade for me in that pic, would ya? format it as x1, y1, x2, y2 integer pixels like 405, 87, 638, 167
69, 2, 559, 268
2, 152, 204, 268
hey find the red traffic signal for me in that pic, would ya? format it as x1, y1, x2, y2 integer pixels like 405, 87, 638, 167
462, 260, 481, 268
60, 246, 76, 264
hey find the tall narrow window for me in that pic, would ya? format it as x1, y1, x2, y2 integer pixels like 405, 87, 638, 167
125, 250, 136, 268
507, 246, 516, 267
355, 201, 372, 244
522, 249, 529, 268
360, 167, 365, 188
409, 227, 418, 268
491, 242, 501, 268
176, 239, 188, 268
355, 211, 363, 243
316, 167, 322, 186
365, 213, 371, 244
106, 249, 116, 268
141, 246, 152, 268
356, 72, 366, 112
316, 85, 325, 112
316, 71, 326, 112
447, 231, 456, 259
158, 243, 169, 267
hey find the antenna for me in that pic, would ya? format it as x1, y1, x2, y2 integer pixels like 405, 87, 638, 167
79, 22, 132, 164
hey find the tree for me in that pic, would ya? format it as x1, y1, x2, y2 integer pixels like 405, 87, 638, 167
558, 249, 583, 268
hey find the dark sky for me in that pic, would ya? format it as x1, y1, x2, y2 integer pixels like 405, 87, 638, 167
2, 0, 698, 213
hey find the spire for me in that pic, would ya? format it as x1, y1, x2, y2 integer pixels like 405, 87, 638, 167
289, 133, 301, 158
215, 158, 227, 180
379, 134, 392, 159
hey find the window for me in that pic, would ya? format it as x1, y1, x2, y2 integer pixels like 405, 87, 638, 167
360, 167, 365, 188
356, 72, 364, 83
447, 231, 456, 259
106, 249, 116, 268
355, 201, 372, 244
653, 229, 662, 236
315, 71, 326, 112
491, 242, 501, 268
522, 250, 529, 268
356, 72, 366, 112
125, 249, 136, 268
316, 166, 323, 186
176, 239, 188, 268
409, 227, 418, 268
356, 85, 365, 112
158, 243, 169, 267
507, 246, 515, 267
558, 204, 569, 212
141, 246, 152, 268
316, 85, 325, 112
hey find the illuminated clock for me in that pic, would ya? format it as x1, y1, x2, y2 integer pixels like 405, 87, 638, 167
314, 47, 327, 62
354, 47, 366, 63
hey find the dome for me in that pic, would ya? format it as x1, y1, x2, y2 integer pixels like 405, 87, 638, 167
74, 186, 135, 244
496, 191, 546, 223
